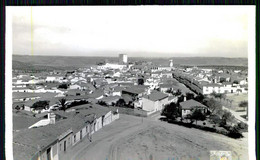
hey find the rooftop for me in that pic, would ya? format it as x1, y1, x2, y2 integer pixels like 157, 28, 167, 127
180, 99, 208, 110
143, 91, 168, 101
122, 86, 146, 95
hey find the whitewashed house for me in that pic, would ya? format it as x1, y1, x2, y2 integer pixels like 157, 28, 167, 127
142, 91, 169, 113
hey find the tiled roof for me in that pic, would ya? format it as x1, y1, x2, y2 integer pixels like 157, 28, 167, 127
122, 87, 146, 95
100, 96, 121, 103
13, 104, 112, 160
143, 91, 168, 101
180, 99, 207, 110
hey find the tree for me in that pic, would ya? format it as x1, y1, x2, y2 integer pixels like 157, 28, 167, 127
174, 89, 182, 96
205, 98, 222, 115
189, 108, 206, 124
161, 102, 180, 120
58, 83, 68, 89
137, 78, 144, 85
229, 100, 233, 108
220, 93, 226, 101
215, 93, 226, 102
59, 98, 67, 111
97, 101, 107, 106
239, 101, 248, 111
194, 93, 205, 103
221, 110, 235, 126
186, 92, 195, 100
233, 80, 239, 84
227, 124, 243, 138
154, 88, 160, 91
177, 95, 184, 106
166, 88, 173, 94
31, 100, 50, 110
116, 99, 126, 107
15, 105, 20, 110
210, 91, 217, 98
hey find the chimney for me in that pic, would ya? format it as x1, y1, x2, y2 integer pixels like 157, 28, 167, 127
183, 96, 186, 102
48, 112, 56, 124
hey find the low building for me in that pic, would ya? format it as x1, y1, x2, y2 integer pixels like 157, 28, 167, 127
122, 86, 147, 100
179, 99, 208, 118
13, 104, 119, 160
142, 91, 169, 113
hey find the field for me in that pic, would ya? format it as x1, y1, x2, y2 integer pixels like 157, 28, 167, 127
13, 55, 248, 71
225, 93, 248, 111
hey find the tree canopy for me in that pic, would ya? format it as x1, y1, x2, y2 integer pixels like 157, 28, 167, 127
186, 92, 195, 100
161, 102, 180, 120
59, 98, 67, 111
31, 100, 50, 110
189, 109, 206, 124
116, 98, 126, 107
194, 93, 205, 103
204, 98, 222, 115
239, 101, 248, 111
58, 83, 69, 89
137, 78, 144, 85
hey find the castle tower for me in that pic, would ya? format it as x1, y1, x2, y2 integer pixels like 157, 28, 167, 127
119, 54, 128, 64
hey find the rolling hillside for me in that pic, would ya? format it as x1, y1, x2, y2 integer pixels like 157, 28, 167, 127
12, 55, 248, 70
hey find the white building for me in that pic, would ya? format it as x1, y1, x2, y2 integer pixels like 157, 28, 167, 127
202, 83, 248, 95
142, 91, 169, 113
119, 54, 128, 64
97, 63, 126, 70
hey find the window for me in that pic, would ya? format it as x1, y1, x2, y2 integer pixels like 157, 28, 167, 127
60, 143, 62, 151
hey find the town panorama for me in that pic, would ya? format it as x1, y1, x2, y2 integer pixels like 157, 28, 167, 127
12, 54, 249, 160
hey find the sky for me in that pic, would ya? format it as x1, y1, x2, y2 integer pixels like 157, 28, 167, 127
10, 6, 254, 58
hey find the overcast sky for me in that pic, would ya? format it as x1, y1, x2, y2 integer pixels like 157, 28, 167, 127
11, 6, 253, 57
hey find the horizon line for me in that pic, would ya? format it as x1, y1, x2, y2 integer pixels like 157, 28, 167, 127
12, 54, 248, 59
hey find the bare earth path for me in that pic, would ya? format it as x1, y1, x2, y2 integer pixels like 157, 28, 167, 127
62, 114, 248, 160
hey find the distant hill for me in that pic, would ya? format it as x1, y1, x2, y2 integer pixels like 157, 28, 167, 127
12, 55, 248, 70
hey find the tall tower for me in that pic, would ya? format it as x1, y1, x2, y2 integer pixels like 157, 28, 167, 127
169, 60, 173, 67
119, 54, 128, 64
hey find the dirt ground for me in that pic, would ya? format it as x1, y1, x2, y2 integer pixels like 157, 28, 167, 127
62, 114, 248, 160
225, 93, 248, 111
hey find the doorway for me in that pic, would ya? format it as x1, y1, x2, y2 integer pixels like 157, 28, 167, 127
47, 148, 51, 160
64, 141, 66, 152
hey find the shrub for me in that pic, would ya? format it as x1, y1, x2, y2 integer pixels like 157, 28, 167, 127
203, 122, 206, 125
227, 125, 243, 138
15, 105, 20, 110
161, 102, 180, 120
58, 83, 68, 89
237, 122, 248, 132
31, 100, 50, 110
209, 114, 222, 124
67, 100, 89, 108
97, 101, 108, 106
116, 99, 126, 107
